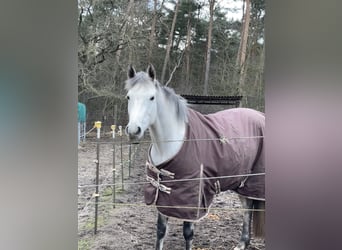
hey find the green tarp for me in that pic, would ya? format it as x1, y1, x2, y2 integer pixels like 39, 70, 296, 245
78, 102, 86, 122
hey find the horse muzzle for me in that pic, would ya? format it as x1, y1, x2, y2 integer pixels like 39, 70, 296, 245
125, 124, 142, 140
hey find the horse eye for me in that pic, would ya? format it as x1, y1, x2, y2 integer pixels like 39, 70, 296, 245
126, 95, 130, 100
150, 96, 155, 101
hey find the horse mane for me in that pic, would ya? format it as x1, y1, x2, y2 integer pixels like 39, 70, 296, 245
160, 85, 188, 124
125, 71, 188, 123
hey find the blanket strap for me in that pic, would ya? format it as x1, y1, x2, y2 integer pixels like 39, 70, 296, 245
146, 175, 171, 194
214, 180, 221, 194
239, 176, 249, 188
146, 161, 175, 179
146, 161, 174, 194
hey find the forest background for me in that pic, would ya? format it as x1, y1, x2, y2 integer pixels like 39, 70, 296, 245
78, 0, 265, 127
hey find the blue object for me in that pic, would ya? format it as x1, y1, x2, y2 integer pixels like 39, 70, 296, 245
78, 102, 86, 122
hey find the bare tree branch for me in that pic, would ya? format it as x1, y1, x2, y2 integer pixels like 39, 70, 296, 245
165, 50, 185, 87
78, 7, 84, 28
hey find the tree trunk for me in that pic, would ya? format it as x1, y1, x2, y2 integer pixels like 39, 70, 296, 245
236, 0, 251, 105
148, 0, 158, 63
255, 42, 265, 110
203, 0, 215, 95
161, 0, 180, 84
106, 0, 134, 89
117, 0, 134, 60
235, 0, 245, 70
185, 8, 192, 87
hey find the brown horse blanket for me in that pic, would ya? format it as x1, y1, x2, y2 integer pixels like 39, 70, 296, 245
145, 108, 265, 221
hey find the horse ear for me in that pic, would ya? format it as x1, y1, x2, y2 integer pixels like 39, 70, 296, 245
147, 64, 156, 80
128, 65, 136, 79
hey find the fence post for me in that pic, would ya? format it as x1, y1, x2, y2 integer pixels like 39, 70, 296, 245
118, 126, 124, 190
94, 121, 101, 234
128, 143, 131, 177
82, 122, 86, 142
111, 125, 116, 208
132, 143, 140, 170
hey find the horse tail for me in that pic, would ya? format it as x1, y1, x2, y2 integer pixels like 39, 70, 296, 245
252, 200, 265, 238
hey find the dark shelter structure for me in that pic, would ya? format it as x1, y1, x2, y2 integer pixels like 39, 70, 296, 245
181, 95, 242, 106
181, 95, 242, 115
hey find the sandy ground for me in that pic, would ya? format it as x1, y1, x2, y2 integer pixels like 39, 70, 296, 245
78, 136, 265, 250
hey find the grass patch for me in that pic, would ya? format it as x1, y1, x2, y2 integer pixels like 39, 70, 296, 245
80, 215, 106, 231
78, 181, 127, 248
102, 187, 113, 196
78, 237, 94, 250
115, 187, 125, 193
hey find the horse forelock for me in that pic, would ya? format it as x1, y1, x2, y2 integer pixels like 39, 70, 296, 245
125, 71, 155, 90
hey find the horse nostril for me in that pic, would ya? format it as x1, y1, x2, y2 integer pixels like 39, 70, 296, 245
125, 126, 129, 135
136, 126, 141, 135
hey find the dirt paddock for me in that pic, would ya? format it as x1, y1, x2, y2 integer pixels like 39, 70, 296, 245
78, 138, 265, 250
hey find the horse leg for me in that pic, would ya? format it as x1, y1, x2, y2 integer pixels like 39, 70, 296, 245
155, 213, 169, 250
234, 196, 253, 250
183, 221, 194, 250
252, 200, 265, 239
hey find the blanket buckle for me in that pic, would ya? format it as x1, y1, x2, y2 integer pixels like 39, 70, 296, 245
146, 175, 171, 195
219, 136, 228, 144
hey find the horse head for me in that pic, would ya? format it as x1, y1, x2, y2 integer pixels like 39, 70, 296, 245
125, 64, 159, 140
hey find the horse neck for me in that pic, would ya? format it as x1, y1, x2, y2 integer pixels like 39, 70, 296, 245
149, 99, 186, 166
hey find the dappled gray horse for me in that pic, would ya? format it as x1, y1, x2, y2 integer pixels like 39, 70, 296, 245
125, 65, 265, 250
